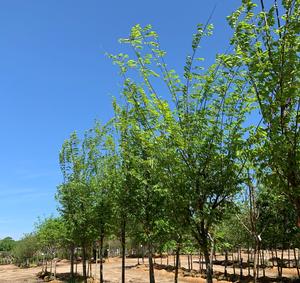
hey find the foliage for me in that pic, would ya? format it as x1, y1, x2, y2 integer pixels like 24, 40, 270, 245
0, 237, 16, 252
12, 234, 39, 265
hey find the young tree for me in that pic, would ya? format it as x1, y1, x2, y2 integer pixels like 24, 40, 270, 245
57, 132, 97, 283
228, 0, 300, 225
35, 216, 67, 277
110, 23, 251, 283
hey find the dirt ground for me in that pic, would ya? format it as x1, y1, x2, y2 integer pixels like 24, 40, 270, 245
0, 257, 206, 283
0, 255, 298, 283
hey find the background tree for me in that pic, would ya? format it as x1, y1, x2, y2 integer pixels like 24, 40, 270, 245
228, 0, 300, 225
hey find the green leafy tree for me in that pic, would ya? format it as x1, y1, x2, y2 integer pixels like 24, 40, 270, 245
12, 233, 39, 267
0, 237, 16, 252
110, 23, 251, 283
228, 0, 300, 225
57, 132, 98, 283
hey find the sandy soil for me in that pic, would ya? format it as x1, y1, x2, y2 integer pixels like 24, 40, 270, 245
0, 258, 206, 283
0, 255, 298, 283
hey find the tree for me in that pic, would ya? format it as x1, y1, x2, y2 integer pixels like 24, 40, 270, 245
84, 123, 115, 283
110, 23, 251, 283
0, 237, 16, 252
228, 0, 300, 225
57, 132, 97, 283
12, 233, 39, 267
35, 216, 67, 277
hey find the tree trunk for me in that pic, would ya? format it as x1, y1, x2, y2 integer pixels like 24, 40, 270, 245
294, 248, 300, 278
99, 234, 104, 283
70, 245, 75, 280
232, 252, 236, 276
247, 246, 250, 276
240, 258, 243, 279
224, 250, 228, 278
253, 241, 258, 283
54, 260, 57, 279
82, 244, 87, 283
121, 218, 126, 283
275, 247, 281, 277
174, 245, 180, 283
209, 241, 214, 276
257, 246, 260, 278
281, 245, 284, 278
95, 247, 98, 281
262, 249, 265, 277
148, 243, 155, 283
203, 245, 213, 283
50, 259, 53, 277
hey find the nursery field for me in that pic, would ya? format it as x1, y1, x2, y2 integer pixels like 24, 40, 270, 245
1, 1, 299, 283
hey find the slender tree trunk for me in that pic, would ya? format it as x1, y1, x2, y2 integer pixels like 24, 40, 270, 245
54, 260, 57, 279
224, 250, 228, 278
203, 245, 213, 283
174, 245, 180, 283
95, 247, 98, 281
191, 254, 193, 270
50, 259, 53, 277
253, 241, 259, 283
70, 245, 75, 281
209, 240, 214, 277
148, 243, 155, 283
232, 252, 236, 276
99, 234, 104, 283
281, 245, 284, 278
294, 248, 300, 278
121, 218, 126, 283
262, 249, 265, 277
240, 258, 243, 279
256, 246, 261, 279
199, 251, 202, 273
247, 246, 250, 276
275, 246, 281, 277
82, 244, 87, 283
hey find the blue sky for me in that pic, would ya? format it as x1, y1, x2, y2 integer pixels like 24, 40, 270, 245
0, 0, 241, 239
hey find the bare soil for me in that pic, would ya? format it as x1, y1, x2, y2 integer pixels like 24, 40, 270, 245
0, 254, 299, 283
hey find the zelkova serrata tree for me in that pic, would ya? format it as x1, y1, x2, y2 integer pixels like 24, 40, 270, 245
227, 0, 300, 225
110, 24, 252, 283
57, 123, 116, 283
113, 83, 171, 283
57, 132, 98, 282
83, 123, 115, 283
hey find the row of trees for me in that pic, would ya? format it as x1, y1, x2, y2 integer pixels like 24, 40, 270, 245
5, 1, 297, 283
53, 1, 299, 283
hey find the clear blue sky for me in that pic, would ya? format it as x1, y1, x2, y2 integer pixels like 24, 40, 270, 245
0, 0, 241, 239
